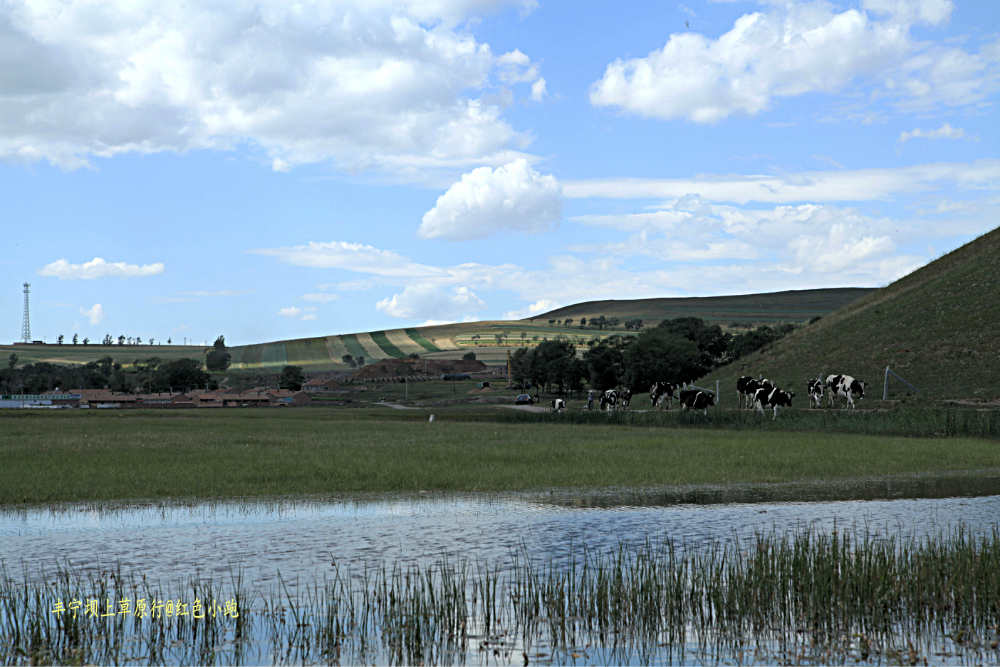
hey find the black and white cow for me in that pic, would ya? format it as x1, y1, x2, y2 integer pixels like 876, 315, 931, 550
619, 388, 632, 410
679, 389, 716, 416
551, 398, 566, 412
600, 389, 619, 412
825, 375, 867, 409
807, 379, 824, 409
650, 381, 678, 410
736, 376, 775, 409
753, 387, 795, 420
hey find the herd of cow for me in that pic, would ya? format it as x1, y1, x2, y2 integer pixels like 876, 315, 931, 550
550, 374, 869, 419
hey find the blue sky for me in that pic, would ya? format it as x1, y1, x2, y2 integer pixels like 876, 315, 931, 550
2, 0, 998, 346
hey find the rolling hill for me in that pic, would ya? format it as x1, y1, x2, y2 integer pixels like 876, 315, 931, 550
536, 288, 875, 326
699, 227, 1000, 403
222, 288, 872, 371
3, 287, 875, 373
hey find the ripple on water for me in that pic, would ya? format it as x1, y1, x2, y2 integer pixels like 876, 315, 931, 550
2, 475, 1000, 589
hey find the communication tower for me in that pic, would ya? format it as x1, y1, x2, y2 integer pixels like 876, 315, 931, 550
21, 282, 31, 343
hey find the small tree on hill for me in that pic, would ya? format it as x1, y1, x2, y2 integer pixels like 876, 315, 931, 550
57, 334, 64, 345
72, 334, 79, 345
462, 351, 477, 361
341, 354, 356, 368
205, 335, 231, 371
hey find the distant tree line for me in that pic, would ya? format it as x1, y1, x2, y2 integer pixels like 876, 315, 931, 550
508, 317, 801, 395
49, 334, 172, 346
0, 356, 215, 394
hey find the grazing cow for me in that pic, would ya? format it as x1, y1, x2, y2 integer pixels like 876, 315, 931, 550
807, 379, 824, 409
600, 389, 619, 412
650, 381, 678, 410
736, 376, 775, 409
679, 389, 716, 416
754, 387, 795, 420
551, 398, 566, 412
619, 388, 633, 410
826, 375, 867, 409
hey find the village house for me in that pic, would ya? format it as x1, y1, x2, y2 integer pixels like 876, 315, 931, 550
302, 378, 340, 393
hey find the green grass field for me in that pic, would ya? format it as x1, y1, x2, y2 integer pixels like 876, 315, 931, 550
1, 409, 997, 504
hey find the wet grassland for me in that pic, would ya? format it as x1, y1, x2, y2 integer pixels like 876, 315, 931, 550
4, 406, 1000, 664
1, 406, 998, 504
4, 525, 1000, 665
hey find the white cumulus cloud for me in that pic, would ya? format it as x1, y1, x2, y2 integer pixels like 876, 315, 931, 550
418, 158, 562, 240
80, 304, 105, 325
376, 284, 486, 320
39, 257, 164, 280
588, 0, 993, 123
0, 0, 541, 174
278, 306, 318, 321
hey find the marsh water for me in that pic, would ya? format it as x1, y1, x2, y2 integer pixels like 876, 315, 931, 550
3, 474, 1000, 665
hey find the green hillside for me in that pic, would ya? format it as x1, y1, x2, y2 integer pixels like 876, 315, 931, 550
537, 288, 875, 326
222, 288, 871, 371
699, 227, 1000, 403
0, 343, 210, 368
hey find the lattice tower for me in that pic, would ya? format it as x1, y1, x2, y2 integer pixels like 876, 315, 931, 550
21, 282, 31, 343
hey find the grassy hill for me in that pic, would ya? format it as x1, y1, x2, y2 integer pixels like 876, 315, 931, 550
699, 227, 1000, 404
537, 288, 874, 327
222, 288, 871, 372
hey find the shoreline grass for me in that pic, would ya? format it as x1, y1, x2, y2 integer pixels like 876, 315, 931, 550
2, 410, 999, 504
4, 525, 1000, 665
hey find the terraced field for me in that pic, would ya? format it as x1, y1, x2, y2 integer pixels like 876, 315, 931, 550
220, 288, 879, 371
228, 328, 459, 371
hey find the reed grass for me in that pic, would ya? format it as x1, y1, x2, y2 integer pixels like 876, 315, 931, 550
4, 526, 1000, 665
0, 562, 249, 665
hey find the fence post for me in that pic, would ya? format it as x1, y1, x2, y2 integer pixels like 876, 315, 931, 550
716, 380, 720, 403
884, 365, 890, 401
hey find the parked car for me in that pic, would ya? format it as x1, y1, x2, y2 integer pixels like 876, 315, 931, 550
515, 394, 532, 405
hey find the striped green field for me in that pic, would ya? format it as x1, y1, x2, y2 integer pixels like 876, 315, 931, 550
227, 288, 879, 371
228, 328, 466, 371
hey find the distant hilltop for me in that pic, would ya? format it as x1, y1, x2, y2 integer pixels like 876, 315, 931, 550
223, 288, 875, 371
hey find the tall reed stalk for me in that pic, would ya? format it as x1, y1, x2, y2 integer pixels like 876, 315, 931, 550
4, 526, 1000, 664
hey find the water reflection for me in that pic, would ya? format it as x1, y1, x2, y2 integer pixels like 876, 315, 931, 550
1, 473, 999, 590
